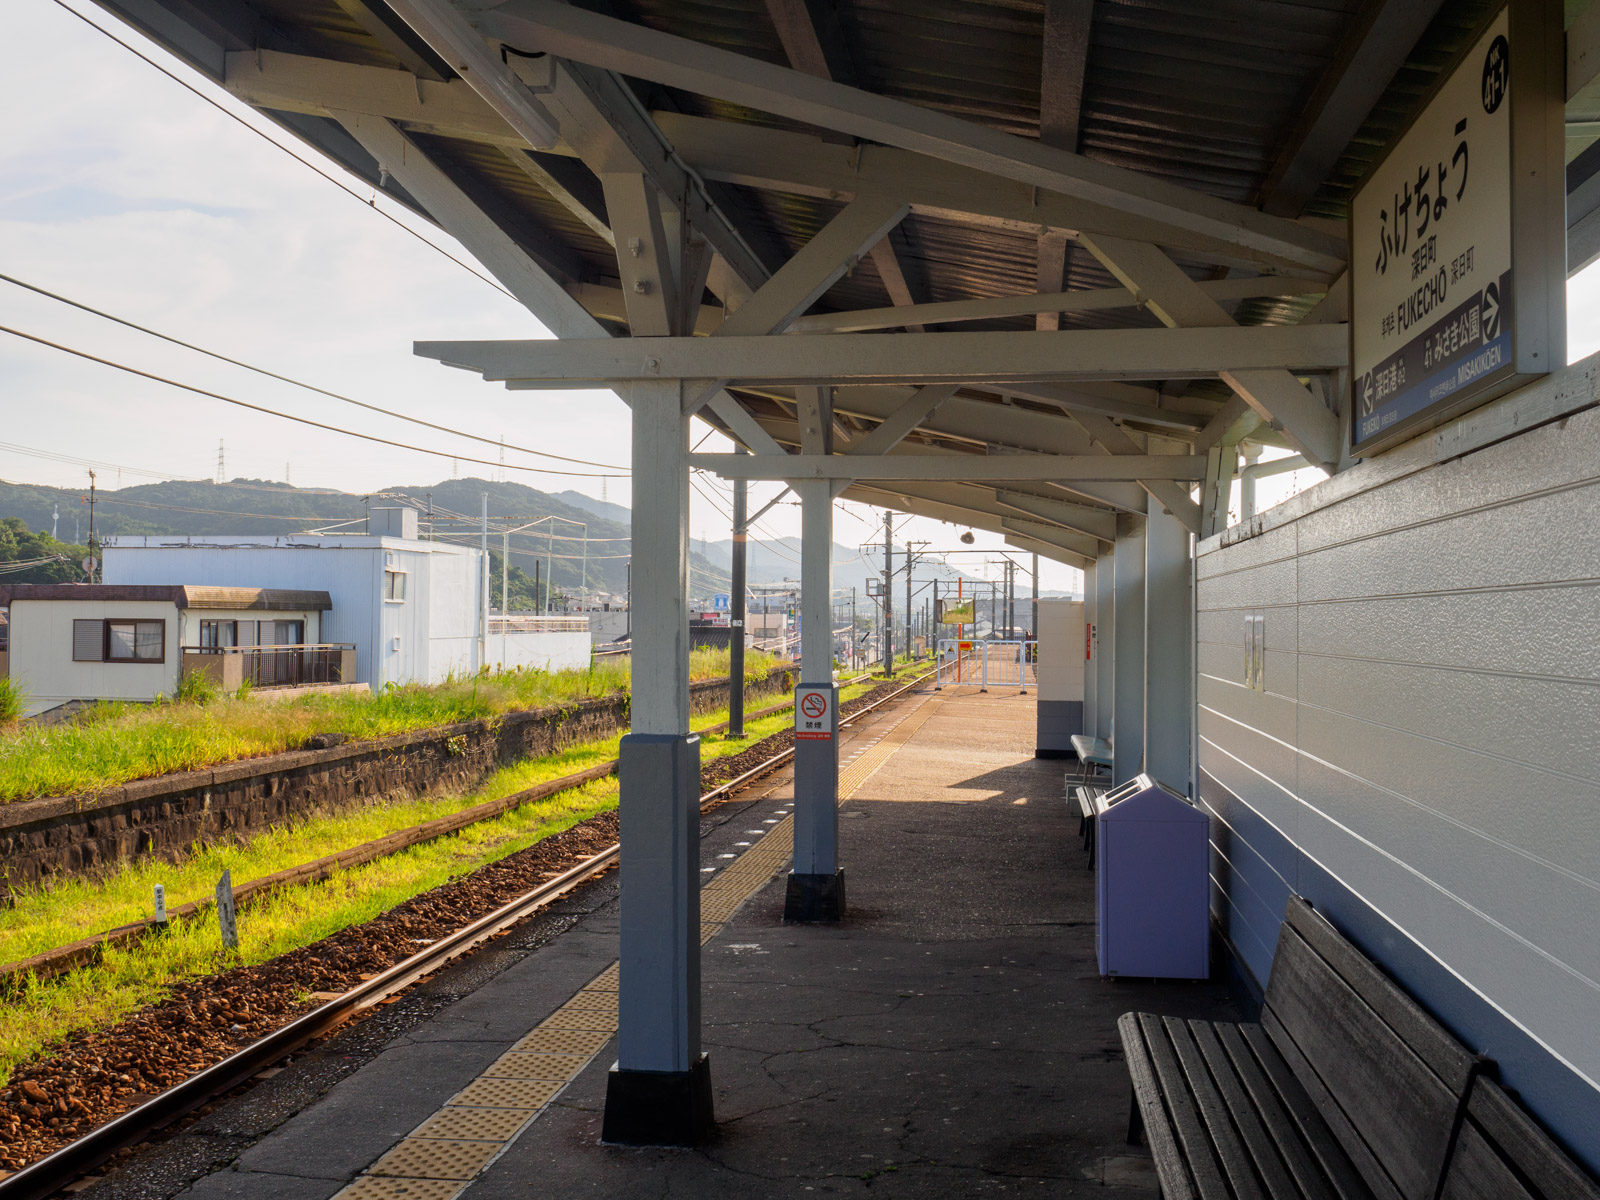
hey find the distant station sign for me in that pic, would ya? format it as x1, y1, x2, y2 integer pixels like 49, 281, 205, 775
937, 598, 975, 626
795, 686, 834, 741
1350, 3, 1563, 455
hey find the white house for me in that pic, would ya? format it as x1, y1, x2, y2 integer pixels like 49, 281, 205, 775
0, 584, 335, 718
102, 507, 589, 688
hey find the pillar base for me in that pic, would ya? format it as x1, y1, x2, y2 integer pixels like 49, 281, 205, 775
783, 869, 846, 923
601, 1054, 715, 1146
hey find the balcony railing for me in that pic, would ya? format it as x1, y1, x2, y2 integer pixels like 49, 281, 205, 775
489, 615, 590, 634
182, 643, 356, 688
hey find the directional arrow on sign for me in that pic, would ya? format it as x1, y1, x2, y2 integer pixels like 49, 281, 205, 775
1481, 282, 1501, 342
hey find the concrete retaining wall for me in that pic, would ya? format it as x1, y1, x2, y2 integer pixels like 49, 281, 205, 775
0, 668, 795, 894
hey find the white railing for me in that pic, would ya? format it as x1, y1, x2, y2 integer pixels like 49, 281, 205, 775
490, 615, 589, 634
934, 639, 1036, 691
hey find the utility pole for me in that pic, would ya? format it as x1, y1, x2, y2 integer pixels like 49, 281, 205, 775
85, 471, 97, 581
881, 510, 894, 677
625, 561, 631, 641
545, 524, 555, 615
729, 447, 748, 737
905, 541, 913, 661
850, 586, 857, 671
1031, 553, 1039, 639
1007, 560, 1016, 639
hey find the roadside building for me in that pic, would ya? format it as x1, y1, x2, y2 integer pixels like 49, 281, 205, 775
0, 584, 336, 718
101, 507, 588, 688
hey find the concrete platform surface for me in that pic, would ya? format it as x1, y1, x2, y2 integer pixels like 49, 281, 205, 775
470, 689, 1234, 1197
156, 686, 1237, 1200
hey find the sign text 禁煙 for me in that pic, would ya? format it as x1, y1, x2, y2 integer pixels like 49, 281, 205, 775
795, 686, 834, 741
1351, 11, 1514, 452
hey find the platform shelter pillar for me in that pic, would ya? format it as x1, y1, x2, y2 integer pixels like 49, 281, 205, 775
1095, 548, 1115, 741
785, 478, 843, 922
1082, 559, 1098, 736
1112, 516, 1145, 785
1144, 494, 1193, 792
603, 382, 712, 1146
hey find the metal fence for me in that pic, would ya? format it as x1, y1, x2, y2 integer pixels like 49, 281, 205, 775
184, 643, 355, 688
934, 639, 1036, 691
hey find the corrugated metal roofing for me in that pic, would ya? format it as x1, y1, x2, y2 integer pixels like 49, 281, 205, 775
92, 0, 1494, 329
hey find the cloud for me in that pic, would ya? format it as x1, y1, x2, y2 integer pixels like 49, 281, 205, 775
0, 1, 1085, 595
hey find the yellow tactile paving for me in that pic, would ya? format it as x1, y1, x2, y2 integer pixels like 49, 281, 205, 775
481, 1052, 589, 1079
449, 1077, 566, 1109
368, 1138, 503, 1181
509, 1028, 610, 1055
562, 990, 618, 1013
333, 687, 940, 1200
412, 1107, 537, 1142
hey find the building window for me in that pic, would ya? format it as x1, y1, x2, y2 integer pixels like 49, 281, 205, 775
200, 620, 237, 649
106, 619, 165, 663
72, 619, 104, 662
384, 569, 407, 602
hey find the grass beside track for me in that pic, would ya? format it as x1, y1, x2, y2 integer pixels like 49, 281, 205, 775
0, 647, 776, 803
0, 667, 924, 1084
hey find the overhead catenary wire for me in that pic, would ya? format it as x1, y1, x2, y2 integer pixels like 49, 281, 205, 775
0, 273, 626, 473
0, 324, 627, 480
48, 0, 516, 301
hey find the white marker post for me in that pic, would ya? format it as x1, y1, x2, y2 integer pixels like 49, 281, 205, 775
216, 870, 239, 950
153, 884, 168, 926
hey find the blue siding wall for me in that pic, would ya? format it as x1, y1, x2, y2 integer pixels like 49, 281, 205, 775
1195, 389, 1600, 1176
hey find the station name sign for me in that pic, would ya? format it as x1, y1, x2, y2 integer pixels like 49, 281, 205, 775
1349, 3, 1563, 456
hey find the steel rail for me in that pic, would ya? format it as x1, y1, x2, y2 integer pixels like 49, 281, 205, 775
0, 663, 935, 1200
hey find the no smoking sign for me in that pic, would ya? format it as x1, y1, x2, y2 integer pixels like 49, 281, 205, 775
795, 686, 835, 741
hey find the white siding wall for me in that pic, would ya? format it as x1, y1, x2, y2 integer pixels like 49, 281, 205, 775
8, 599, 179, 715
1196, 384, 1600, 1169
1035, 598, 1085, 702
489, 630, 591, 674
102, 536, 481, 688
423, 544, 480, 682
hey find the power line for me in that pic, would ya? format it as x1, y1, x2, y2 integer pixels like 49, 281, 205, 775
88, 496, 355, 522
48, 0, 515, 301
0, 324, 627, 479
0, 273, 626, 472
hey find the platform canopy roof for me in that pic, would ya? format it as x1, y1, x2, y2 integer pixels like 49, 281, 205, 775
90, 0, 1600, 566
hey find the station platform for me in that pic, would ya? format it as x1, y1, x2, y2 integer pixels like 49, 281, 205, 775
135, 685, 1238, 1200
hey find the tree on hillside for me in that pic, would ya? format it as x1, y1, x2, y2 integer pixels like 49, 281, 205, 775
0, 519, 91, 584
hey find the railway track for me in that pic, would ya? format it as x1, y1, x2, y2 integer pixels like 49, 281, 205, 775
0, 667, 935, 1200
0, 674, 885, 989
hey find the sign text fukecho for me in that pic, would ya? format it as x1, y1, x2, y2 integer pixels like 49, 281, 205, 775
1349, 3, 1563, 455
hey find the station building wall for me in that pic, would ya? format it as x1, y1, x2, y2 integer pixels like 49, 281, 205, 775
1195, 362, 1600, 1173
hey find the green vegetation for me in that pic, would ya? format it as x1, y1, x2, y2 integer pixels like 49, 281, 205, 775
0, 676, 893, 1083
0, 647, 777, 803
0, 517, 91, 585
0, 779, 618, 1084
0, 678, 24, 726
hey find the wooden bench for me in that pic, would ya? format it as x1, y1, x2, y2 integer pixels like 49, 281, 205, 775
1438, 1075, 1600, 1200
1119, 896, 1482, 1200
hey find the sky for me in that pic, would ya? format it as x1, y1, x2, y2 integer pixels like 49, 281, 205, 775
5, 1, 1600, 600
